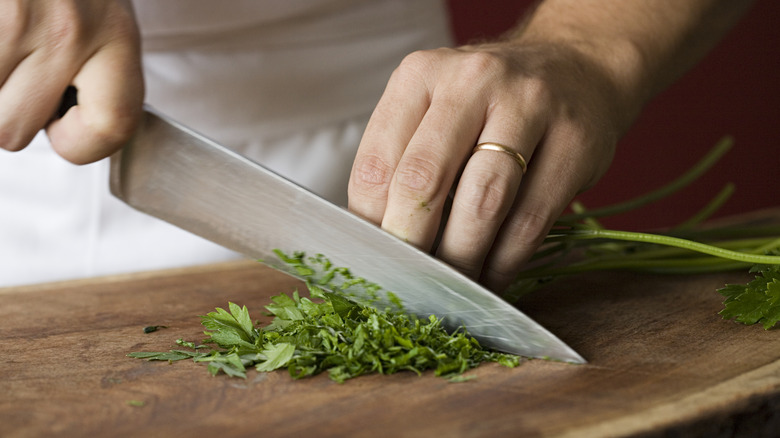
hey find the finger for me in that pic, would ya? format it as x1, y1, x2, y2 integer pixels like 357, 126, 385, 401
0, 1, 34, 82
47, 26, 144, 164
348, 53, 433, 225
435, 151, 522, 278
380, 88, 484, 250
436, 108, 546, 278
480, 128, 592, 291
0, 48, 74, 152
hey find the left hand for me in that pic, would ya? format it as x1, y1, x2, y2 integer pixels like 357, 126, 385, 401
348, 41, 631, 292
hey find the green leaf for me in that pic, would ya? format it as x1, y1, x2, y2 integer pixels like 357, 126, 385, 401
196, 352, 247, 378
272, 249, 316, 276
718, 263, 780, 329
205, 329, 256, 350
201, 305, 257, 344
761, 279, 780, 329
127, 351, 198, 361
265, 293, 305, 321
206, 361, 247, 379
229, 302, 255, 339
448, 374, 477, 383
255, 343, 296, 372
325, 292, 358, 319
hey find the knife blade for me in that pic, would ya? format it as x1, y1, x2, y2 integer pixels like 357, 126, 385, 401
109, 107, 585, 364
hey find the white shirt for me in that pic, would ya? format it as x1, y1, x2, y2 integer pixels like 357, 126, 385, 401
0, 0, 452, 286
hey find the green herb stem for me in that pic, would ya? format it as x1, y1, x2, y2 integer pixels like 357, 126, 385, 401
672, 182, 735, 230
558, 136, 733, 222
517, 255, 751, 278
669, 224, 780, 241
603, 236, 780, 260
547, 229, 780, 265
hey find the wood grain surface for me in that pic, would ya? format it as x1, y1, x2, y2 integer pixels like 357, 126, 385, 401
2, 251, 780, 437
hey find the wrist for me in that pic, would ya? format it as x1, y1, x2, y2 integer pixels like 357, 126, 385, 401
507, 0, 756, 133
509, 25, 652, 135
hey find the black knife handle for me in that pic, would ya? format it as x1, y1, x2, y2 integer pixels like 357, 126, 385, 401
56, 85, 78, 119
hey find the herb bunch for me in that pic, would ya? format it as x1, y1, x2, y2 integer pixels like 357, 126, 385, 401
130, 254, 520, 382
505, 137, 780, 329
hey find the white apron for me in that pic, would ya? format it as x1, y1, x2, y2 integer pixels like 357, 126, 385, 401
0, 0, 452, 286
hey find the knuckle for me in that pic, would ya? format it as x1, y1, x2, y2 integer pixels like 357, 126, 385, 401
445, 51, 506, 96
521, 76, 554, 107
460, 51, 505, 79
500, 198, 556, 255
455, 173, 509, 224
481, 198, 561, 291
0, 1, 27, 43
396, 49, 441, 73
511, 199, 556, 239
102, 3, 140, 41
393, 155, 443, 201
392, 51, 429, 80
482, 264, 519, 292
85, 108, 138, 148
388, 50, 437, 88
349, 153, 394, 196
390, 48, 453, 88
443, 253, 481, 278
42, 4, 88, 50
398, 50, 428, 69
482, 206, 553, 289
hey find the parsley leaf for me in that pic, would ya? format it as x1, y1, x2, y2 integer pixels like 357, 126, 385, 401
200, 302, 258, 346
127, 350, 207, 361
255, 343, 296, 372
718, 260, 780, 329
196, 352, 248, 378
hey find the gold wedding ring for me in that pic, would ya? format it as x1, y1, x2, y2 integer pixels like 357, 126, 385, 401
472, 142, 528, 174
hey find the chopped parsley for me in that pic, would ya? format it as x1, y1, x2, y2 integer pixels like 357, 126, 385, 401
129, 253, 521, 382
143, 325, 168, 334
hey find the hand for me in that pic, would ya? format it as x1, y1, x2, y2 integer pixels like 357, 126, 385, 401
348, 41, 634, 292
0, 0, 143, 164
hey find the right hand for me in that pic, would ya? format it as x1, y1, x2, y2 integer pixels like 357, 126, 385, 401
0, 0, 144, 164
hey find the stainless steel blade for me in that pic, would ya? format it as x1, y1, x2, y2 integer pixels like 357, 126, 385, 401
109, 107, 585, 363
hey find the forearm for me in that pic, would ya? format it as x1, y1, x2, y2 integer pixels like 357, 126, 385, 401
510, 0, 755, 127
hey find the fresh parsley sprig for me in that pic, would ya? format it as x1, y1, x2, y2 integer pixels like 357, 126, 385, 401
718, 252, 780, 329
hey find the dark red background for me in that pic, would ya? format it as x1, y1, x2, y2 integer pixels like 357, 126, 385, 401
447, 0, 779, 230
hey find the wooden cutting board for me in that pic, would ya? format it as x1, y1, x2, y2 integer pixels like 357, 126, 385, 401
2, 229, 780, 437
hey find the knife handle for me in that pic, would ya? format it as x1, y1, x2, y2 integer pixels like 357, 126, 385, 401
55, 85, 78, 119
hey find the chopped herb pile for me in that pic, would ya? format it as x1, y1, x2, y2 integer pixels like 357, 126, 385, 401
129, 254, 520, 383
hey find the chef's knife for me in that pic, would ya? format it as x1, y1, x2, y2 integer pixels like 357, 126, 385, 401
109, 107, 585, 363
